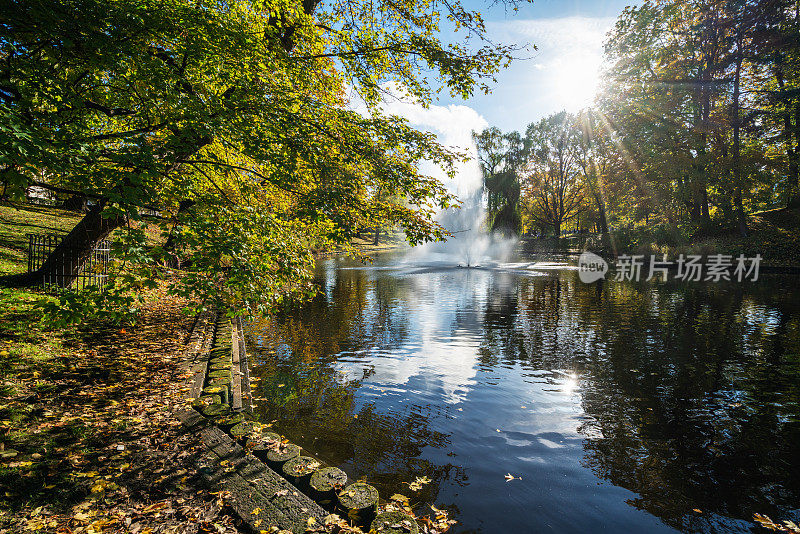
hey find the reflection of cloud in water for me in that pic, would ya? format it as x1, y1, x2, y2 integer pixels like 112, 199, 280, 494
332, 268, 501, 404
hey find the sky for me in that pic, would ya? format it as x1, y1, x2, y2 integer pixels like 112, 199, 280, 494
364, 1, 636, 196
393, 0, 635, 135
460, 0, 632, 132
365, 0, 634, 191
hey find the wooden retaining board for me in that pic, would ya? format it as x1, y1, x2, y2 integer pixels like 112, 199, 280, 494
176, 409, 327, 533
187, 310, 215, 401
235, 316, 253, 413
231, 318, 243, 411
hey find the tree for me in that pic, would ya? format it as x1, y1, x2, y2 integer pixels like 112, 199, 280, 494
751, 0, 800, 208
574, 109, 615, 236
521, 112, 586, 237
473, 127, 523, 235
599, 0, 795, 236
0, 0, 520, 312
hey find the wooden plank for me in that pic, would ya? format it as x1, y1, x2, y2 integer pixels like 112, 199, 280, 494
176, 409, 327, 534
186, 310, 215, 400
231, 319, 243, 410
235, 317, 252, 414
200, 425, 327, 533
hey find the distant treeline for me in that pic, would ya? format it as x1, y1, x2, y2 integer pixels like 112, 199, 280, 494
477, 0, 800, 241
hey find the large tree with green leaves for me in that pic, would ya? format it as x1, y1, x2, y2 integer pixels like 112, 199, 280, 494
520, 112, 587, 237
599, 0, 798, 235
0, 0, 519, 314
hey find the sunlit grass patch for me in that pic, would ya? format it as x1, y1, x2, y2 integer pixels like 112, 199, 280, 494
0, 203, 83, 276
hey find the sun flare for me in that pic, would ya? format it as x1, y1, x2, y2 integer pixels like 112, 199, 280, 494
551, 54, 602, 111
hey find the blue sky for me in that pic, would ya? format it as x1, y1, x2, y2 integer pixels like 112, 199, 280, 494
370, 1, 634, 193
432, 0, 634, 133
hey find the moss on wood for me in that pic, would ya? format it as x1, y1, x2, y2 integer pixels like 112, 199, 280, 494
208, 369, 232, 380
216, 412, 247, 430
338, 482, 379, 526
201, 403, 231, 417
248, 431, 281, 453
229, 420, 262, 438
283, 456, 320, 477
193, 394, 221, 407
202, 385, 229, 404
282, 456, 321, 489
338, 482, 379, 511
207, 376, 231, 388
309, 467, 348, 493
371, 511, 419, 534
265, 442, 300, 466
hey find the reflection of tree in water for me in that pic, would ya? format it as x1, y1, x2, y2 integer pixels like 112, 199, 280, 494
245, 265, 466, 506
247, 259, 800, 531
478, 272, 800, 530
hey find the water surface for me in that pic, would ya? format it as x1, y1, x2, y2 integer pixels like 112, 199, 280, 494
245, 253, 800, 533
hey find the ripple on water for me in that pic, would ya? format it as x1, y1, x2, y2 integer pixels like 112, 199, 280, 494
245, 255, 800, 534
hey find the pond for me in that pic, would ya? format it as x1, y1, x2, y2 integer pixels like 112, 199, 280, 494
244, 252, 800, 533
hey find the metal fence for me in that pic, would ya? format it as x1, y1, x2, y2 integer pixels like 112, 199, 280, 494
27, 234, 111, 290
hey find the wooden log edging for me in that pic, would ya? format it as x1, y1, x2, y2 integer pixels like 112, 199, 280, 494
183, 311, 417, 533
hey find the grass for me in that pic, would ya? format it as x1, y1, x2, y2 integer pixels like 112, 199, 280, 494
350, 231, 410, 254
659, 209, 800, 267
0, 203, 241, 532
0, 282, 242, 533
0, 202, 83, 275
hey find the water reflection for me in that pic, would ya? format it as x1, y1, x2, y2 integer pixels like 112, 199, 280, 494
245, 255, 800, 533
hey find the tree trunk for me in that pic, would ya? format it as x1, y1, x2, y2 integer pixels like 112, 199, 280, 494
373, 226, 380, 245
2, 201, 125, 288
596, 197, 609, 235
61, 194, 88, 212
732, 34, 748, 236
776, 54, 800, 208
794, 98, 800, 208
164, 200, 195, 268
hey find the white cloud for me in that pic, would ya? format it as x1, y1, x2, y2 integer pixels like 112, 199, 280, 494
362, 82, 488, 150
489, 16, 616, 51
349, 82, 489, 196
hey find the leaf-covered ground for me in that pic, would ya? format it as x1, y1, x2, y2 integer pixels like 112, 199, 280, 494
0, 284, 240, 534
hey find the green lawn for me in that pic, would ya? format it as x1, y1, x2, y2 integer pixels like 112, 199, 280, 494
0, 202, 82, 276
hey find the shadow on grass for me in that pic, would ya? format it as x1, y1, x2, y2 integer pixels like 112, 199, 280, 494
0, 287, 198, 521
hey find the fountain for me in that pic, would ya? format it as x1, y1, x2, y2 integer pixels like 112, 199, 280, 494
409, 137, 517, 268
369, 87, 517, 266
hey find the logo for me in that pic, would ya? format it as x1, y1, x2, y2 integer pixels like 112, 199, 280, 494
578, 252, 608, 283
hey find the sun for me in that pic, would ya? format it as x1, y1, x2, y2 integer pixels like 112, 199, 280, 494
551, 53, 603, 111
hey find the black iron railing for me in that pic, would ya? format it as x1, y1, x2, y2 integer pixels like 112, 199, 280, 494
27, 234, 111, 290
